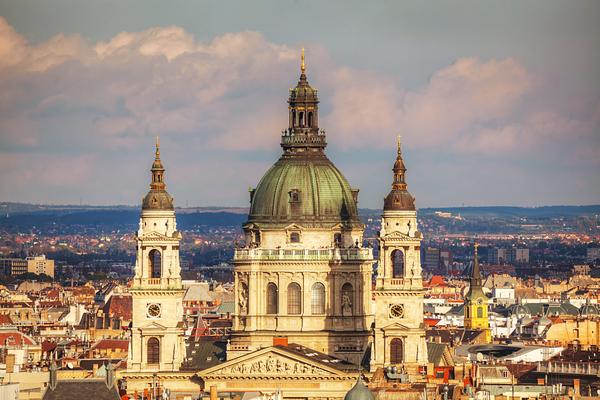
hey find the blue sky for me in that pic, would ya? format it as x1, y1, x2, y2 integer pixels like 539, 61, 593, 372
0, 1, 599, 207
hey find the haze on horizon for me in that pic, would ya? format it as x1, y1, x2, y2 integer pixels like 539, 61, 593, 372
0, 1, 599, 209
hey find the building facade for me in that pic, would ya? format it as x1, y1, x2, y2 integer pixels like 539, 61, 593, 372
371, 138, 428, 375
228, 52, 374, 366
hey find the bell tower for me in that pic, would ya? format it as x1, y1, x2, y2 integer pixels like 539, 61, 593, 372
128, 138, 185, 372
371, 137, 427, 376
464, 243, 491, 343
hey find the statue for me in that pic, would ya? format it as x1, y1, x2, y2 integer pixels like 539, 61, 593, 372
239, 285, 248, 314
342, 293, 352, 315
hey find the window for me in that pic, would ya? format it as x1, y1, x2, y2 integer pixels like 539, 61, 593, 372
308, 112, 313, 127
290, 232, 301, 243
390, 338, 403, 364
341, 283, 354, 313
287, 283, 302, 315
477, 307, 483, 318
334, 233, 342, 245
148, 249, 161, 278
311, 283, 325, 314
289, 190, 300, 203
391, 250, 404, 278
299, 111, 304, 127
147, 337, 160, 364
266, 283, 278, 314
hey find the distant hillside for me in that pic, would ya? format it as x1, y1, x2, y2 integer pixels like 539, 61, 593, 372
417, 205, 600, 218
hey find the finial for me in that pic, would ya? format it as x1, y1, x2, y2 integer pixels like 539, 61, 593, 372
474, 241, 479, 254
155, 136, 160, 157
301, 47, 306, 74
397, 135, 402, 155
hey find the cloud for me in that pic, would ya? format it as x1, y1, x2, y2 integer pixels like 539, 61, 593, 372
0, 16, 598, 206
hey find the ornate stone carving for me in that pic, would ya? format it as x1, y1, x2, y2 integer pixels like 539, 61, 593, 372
227, 355, 326, 376
239, 285, 248, 315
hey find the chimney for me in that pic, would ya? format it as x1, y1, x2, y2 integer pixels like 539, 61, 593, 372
49, 361, 58, 390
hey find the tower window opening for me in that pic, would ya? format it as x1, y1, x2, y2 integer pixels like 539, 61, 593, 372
391, 249, 404, 278
149, 249, 162, 278
266, 283, 278, 314
390, 338, 403, 364
287, 282, 302, 315
299, 111, 304, 127
308, 112, 313, 127
311, 283, 325, 314
291, 110, 296, 128
147, 337, 160, 364
477, 306, 483, 318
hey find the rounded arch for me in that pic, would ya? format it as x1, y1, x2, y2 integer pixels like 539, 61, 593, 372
148, 249, 162, 278
147, 337, 160, 364
390, 338, 403, 364
477, 306, 483, 318
287, 282, 302, 315
391, 249, 404, 278
311, 282, 325, 314
266, 282, 278, 314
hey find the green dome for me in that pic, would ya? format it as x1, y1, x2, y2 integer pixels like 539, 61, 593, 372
344, 377, 374, 400
247, 155, 360, 228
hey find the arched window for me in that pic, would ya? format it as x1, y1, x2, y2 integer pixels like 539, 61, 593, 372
477, 307, 483, 318
148, 249, 161, 278
287, 283, 302, 315
298, 111, 304, 127
266, 283, 278, 314
291, 110, 296, 127
390, 338, 403, 364
391, 249, 404, 278
290, 232, 301, 243
466, 307, 470, 318
147, 337, 160, 364
311, 283, 325, 314
307, 112, 313, 127
341, 283, 354, 314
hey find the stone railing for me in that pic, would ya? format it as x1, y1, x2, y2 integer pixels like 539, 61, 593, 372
281, 133, 326, 147
234, 247, 372, 262
132, 278, 182, 289
537, 361, 600, 376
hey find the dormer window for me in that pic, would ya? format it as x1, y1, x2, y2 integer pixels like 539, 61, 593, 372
290, 232, 301, 243
289, 189, 300, 203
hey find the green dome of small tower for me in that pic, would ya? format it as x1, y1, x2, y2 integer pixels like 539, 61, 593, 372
247, 49, 361, 229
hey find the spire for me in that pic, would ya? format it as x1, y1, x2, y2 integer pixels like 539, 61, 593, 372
471, 242, 482, 287
383, 135, 415, 211
301, 47, 306, 74
392, 135, 408, 190
142, 138, 174, 210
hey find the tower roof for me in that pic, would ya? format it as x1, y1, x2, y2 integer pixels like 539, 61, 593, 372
142, 137, 174, 211
383, 136, 415, 211
466, 242, 486, 300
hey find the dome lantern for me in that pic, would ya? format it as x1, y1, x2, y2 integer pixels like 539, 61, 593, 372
142, 137, 174, 211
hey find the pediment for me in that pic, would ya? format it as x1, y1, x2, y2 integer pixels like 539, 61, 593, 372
284, 223, 304, 231
199, 346, 349, 377
381, 321, 413, 331
137, 321, 168, 331
382, 231, 413, 242
141, 231, 170, 241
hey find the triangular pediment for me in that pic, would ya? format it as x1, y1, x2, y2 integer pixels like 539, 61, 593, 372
137, 321, 168, 331
141, 231, 171, 241
381, 321, 413, 331
284, 223, 303, 231
382, 230, 413, 242
199, 346, 350, 377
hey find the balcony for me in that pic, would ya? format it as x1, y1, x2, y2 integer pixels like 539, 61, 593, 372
132, 277, 182, 290
234, 247, 373, 262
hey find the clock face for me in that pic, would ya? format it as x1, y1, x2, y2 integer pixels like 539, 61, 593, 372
147, 303, 162, 318
476, 298, 484, 305
389, 304, 405, 318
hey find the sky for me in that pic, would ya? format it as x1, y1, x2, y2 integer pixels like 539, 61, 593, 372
0, 0, 599, 208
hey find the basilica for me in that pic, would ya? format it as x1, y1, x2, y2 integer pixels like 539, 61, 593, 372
123, 52, 428, 399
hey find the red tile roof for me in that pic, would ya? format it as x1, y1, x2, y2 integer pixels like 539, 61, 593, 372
102, 295, 132, 321
0, 314, 14, 325
90, 339, 129, 351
